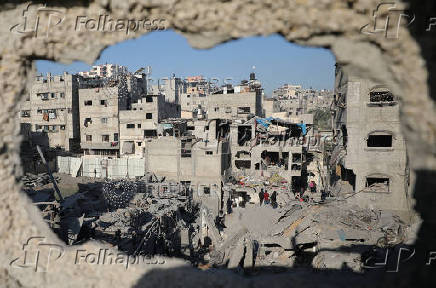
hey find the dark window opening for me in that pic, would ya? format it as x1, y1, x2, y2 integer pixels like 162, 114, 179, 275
100, 100, 107, 106
146, 96, 153, 102
114, 133, 119, 141
237, 107, 250, 114
370, 90, 394, 102
126, 123, 135, 129
181, 139, 192, 158
137, 124, 141, 128
84, 100, 92, 106
146, 113, 152, 119
291, 164, 301, 170
235, 160, 251, 169
144, 130, 157, 137
187, 126, 195, 131
238, 125, 252, 146
367, 134, 392, 147
365, 177, 390, 192
292, 153, 302, 163
102, 135, 109, 142
205, 151, 213, 155
203, 187, 210, 194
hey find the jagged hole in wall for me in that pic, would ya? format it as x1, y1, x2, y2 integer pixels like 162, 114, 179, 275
18, 30, 414, 273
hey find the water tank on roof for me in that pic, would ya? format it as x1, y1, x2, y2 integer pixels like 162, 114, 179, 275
250, 72, 255, 80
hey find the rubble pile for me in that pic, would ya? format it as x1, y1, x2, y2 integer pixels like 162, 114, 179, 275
205, 201, 411, 273
20, 172, 60, 188
32, 178, 199, 258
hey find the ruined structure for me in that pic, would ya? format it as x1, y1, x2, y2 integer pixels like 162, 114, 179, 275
329, 65, 411, 214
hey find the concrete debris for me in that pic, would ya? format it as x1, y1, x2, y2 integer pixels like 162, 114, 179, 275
21, 172, 61, 188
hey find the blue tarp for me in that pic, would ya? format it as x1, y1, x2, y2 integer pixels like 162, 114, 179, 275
297, 123, 307, 136
256, 117, 277, 128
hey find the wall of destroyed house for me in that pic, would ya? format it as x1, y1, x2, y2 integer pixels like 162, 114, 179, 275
331, 67, 411, 213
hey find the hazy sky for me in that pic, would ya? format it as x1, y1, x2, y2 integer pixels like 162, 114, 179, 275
36, 30, 335, 96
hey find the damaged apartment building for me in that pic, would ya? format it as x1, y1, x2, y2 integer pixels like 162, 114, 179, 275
79, 72, 147, 156
329, 64, 411, 213
19, 72, 81, 151
230, 117, 310, 193
119, 94, 181, 157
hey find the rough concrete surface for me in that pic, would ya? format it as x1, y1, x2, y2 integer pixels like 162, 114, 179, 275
0, 0, 435, 287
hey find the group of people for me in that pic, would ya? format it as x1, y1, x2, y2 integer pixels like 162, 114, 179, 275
258, 188, 278, 208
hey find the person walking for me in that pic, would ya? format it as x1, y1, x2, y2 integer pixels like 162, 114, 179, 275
271, 191, 277, 208
258, 188, 265, 206
264, 191, 270, 205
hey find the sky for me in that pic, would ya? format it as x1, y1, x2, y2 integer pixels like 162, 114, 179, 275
36, 30, 335, 96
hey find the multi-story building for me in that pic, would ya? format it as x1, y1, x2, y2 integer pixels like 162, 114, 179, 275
329, 64, 411, 213
272, 84, 302, 99
119, 94, 180, 157
19, 72, 80, 151
79, 64, 128, 78
206, 74, 263, 120
78, 78, 129, 156
229, 118, 306, 191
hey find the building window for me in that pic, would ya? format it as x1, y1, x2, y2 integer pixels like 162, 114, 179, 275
21, 110, 31, 117
86, 135, 92, 142
225, 107, 232, 113
181, 139, 192, 158
203, 187, 210, 194
60, 92, 65, 98
84, 100, 92, 106
137, 142, 142, 146
137, 124, 141, 128
205, 151, 213, 155
114, 133, 119, 141
126, 124, 135, 129
100, 100, 107, 106
144, 130, 157, 137
369, 89, 394, 103
187, 94, 191, 98
214, 107, 219, 112
101, 118, 108, 124
365, 176, 390, 193
367, 134, 393, 147
102, 135, 109, 142
50, 93, 56, 98
60, 125, 65, 130
237, 107, 251, 114
84, 118, 92, 127
146, 113, 152, 119
146, 96, 153, 102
